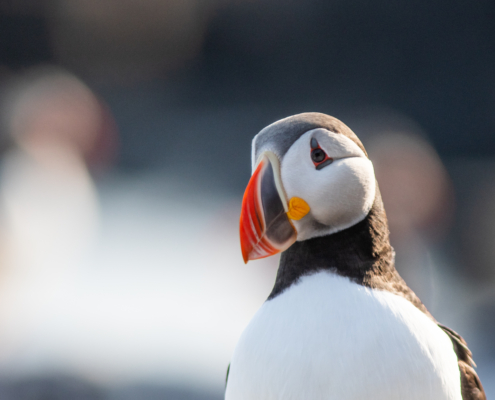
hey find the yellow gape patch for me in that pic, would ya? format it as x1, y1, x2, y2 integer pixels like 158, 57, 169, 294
287, 197, 310, 220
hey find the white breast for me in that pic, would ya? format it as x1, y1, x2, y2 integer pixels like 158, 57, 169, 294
225, 271, 462, 400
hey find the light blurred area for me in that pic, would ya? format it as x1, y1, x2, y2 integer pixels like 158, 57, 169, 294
0, 0, 495, 398
0, 66, 279, 398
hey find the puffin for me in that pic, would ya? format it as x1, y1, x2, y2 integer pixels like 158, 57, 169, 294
225, 113, 485, 400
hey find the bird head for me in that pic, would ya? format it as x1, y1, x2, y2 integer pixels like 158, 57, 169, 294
240, 113, 376, 263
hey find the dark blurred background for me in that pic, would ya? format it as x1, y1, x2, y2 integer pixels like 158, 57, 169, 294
0, 0, 494, 398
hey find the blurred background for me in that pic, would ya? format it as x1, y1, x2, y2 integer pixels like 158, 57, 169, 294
0, 0, 494, 398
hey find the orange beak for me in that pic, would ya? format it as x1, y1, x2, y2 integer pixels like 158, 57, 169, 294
239, 152, 297, 263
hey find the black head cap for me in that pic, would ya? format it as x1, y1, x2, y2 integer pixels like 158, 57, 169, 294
253, 112, 367, 165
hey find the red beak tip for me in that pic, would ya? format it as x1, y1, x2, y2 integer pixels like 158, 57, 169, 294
241, 246, 250, 264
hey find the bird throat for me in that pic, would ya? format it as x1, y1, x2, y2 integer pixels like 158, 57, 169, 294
268, 189, 429, 316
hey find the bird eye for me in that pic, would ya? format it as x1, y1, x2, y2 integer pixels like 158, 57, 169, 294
311, 148, 326, 163
310, 141, 334, 170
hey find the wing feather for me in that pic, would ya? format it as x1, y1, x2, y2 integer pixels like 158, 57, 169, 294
438, 324, 486, 400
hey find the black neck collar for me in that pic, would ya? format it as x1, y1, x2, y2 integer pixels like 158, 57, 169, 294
268, 190, 429, 316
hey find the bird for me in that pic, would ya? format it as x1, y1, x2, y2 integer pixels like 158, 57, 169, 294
225, 113, 485, 400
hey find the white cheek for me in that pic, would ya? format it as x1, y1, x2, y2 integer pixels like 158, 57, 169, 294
281, 133, 376, 240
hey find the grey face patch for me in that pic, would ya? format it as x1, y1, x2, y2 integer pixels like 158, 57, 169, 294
252, 112, 367, 167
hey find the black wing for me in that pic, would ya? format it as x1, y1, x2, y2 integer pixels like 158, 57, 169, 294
438, 324, 486, 400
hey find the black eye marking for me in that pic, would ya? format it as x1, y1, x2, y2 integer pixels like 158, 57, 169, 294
310, 138, 334, 170
315, 159, 334, 170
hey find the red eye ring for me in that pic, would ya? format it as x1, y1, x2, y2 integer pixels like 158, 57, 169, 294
310, 140, 334, 170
